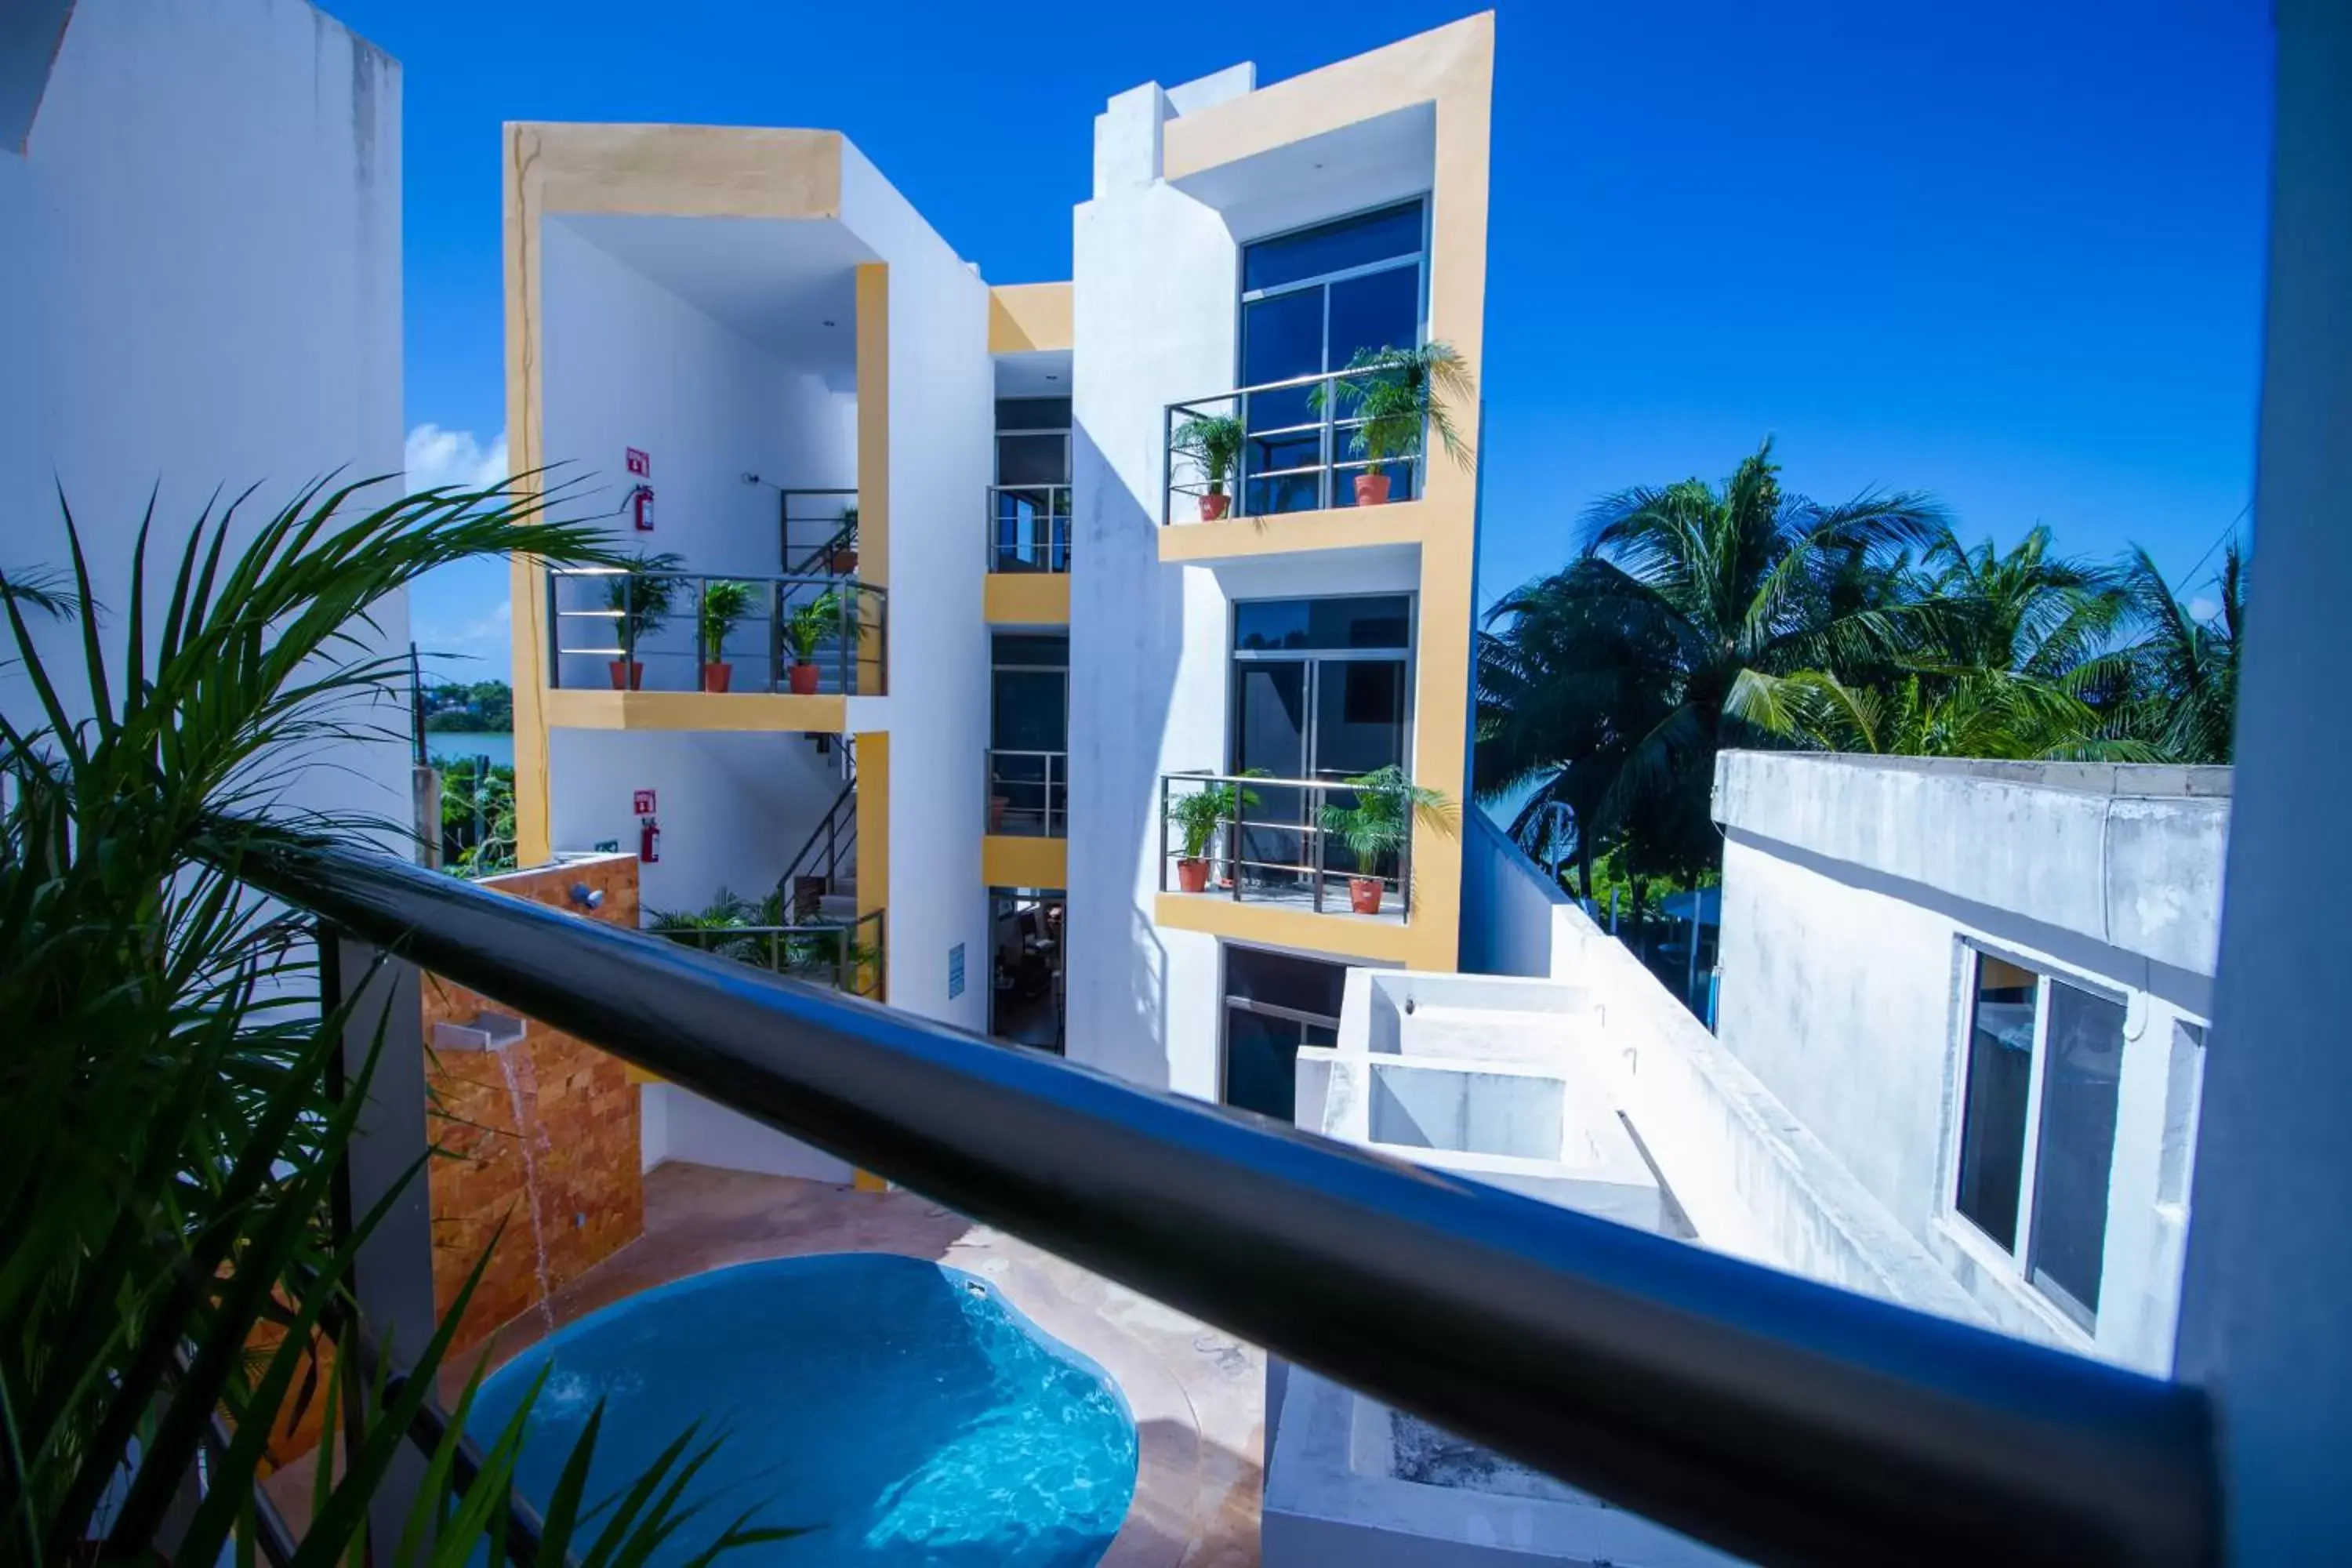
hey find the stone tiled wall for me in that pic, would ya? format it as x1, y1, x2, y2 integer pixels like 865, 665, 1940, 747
423, 854, 644, 1352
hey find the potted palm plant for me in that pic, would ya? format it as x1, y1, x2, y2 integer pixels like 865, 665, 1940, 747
1172, 413, 1244, 521
1318, 764, 1457, 915
783, 587, 844, 695
603, 550, 684, 688
1310, 342, 1475, 506
698, 578, 758, 692
1167, 772, 1264, 894
830, 505, 860, 575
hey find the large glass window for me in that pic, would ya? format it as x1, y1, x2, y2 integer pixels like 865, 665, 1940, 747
989, 633, 1067, 837
1238, 201, 1426, 515
1222, 945, 1347, 1123
1951, 950, 2128, 1330
993, 399, 1070, 572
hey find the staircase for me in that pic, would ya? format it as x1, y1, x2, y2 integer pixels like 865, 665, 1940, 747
777, 761, 860, 920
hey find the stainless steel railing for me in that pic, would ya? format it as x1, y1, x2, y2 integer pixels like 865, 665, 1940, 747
1156, 768, 1414, 920
545, 566, 886, 697
988, 485, 1072, 573
986, 749, 1066, 838
651, 908, 884, 999
1163, 365, 1425, 524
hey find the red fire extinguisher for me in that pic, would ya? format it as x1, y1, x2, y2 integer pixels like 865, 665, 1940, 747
629, 483, 656, 532
638, 815, 660, 863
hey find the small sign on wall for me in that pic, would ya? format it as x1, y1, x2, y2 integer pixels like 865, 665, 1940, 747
948, 942, 967, 1000
625, 448, 650, 477
632, 789, 657, 815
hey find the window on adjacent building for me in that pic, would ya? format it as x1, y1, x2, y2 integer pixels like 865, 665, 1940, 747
1238, 201, 1428, 514
1951, 949, 2128, 1330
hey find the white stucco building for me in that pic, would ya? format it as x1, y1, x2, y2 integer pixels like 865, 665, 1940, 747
1262, 755, 2230, 1564
1710, 752, 2225, 1373
1, 0, 406, 822
502, 16, 1498, 1180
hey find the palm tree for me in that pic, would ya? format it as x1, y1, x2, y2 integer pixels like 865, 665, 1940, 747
2114, 540, 2245, 764
0, 481, 771, 1564
1777, 669, 2138, 761
1769, 525, 2152, 762
1477, 438, 1947, 882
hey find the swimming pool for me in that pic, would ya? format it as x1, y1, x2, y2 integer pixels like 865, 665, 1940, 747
467, 1254, 1138, 1566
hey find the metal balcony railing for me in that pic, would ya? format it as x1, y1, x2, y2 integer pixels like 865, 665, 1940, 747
227, 837, 2217, 1568
652, 908, 884, 999
779, 486, 860, 578
989, 485, 1071, 573
1157, 769, 1415, 920
1163, 366, 1426, 524
987, 749, 1066, 838
546, 566, 886, 697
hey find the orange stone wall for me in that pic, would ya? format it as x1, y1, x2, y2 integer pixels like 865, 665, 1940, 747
423, 853, 644, 1352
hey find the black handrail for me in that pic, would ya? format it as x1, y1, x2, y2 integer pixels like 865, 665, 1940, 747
233, 838, 2216, 1568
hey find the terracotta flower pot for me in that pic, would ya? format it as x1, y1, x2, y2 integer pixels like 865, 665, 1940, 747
831, 547, 858, 575
607, 660, 643, 691
989, 795, 1009, 832
1354, 473, 1392, 507
1348, 876, 1385, 916
1199, 492, 1231, 521
1176, 858, 1210, 894
701, 662, 733, 693
789, 661, 822, 695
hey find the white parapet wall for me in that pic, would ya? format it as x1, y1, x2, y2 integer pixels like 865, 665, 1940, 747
1265, 825, 1994, 1563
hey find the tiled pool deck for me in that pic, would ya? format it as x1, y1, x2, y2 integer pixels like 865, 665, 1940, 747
469, 1161, 1267, 1567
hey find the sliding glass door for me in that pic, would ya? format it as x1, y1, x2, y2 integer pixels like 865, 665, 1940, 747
1229, 596, 1411, 892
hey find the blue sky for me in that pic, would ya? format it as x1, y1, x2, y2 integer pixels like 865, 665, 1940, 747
331, 0, 2275, 682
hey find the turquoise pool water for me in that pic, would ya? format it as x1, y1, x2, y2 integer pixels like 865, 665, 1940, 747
468, 1254, 1138, 1566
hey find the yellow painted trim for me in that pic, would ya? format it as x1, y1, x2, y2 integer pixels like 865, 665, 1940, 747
987, 282, 1073, 354
517, 122, 843, 219
503, 121, 857, 866
1152, 894, 1421, 967
1156, 500, 1432, 563
855, 731, 889, 997
982, 836, 1067, 891
852, 1168, 888, 1192
855, 263, 891, 683
623, 1063, 664, 1086
982, 572, 1071, 625
1156, 15, 1492, 975
506, 126, 554, 869
542, 688, 848, 734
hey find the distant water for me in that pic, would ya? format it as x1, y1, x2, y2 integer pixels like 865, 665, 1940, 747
427, 730, 513, 768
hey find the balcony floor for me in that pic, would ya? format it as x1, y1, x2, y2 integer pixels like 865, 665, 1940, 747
1163, 875, 1409, 928
467, 1162, 1265, 1566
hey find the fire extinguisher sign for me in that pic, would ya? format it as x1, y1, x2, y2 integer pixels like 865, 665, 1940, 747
632, 789, 656, 815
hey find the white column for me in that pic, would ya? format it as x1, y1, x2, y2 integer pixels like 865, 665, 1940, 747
2172, 1, 2352, 1555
